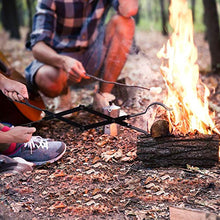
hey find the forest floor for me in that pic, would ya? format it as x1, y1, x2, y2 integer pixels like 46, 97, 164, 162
0, 28, 219, 219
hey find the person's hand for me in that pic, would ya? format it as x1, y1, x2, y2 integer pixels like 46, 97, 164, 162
61, 55, 90, 83
1, 77, 29, 101
7, 126, 36, 143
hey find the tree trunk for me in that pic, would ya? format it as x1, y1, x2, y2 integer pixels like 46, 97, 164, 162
1, 0, 20, 39
17, 1, 25, 26
137, 134, 219, 168
202, 0, 220, 74
146, 0, 153, 20
133, 6, 140, 25
160, 0, 168, 36
191, 0, 196, 22
26, 0, 34, 42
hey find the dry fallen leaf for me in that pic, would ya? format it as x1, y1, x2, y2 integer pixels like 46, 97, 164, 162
49, 201, 66, 210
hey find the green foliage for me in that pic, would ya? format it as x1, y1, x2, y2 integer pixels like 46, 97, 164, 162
136, 0, 159, 31
16, 0, 37, 27
0, 0, 219, 34
136, 0, 207, 33
0, 0, 37, 29
104, 0, 212, 34
190, 0, 206, 32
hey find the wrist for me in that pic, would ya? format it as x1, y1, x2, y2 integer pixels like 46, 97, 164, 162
0, 132, 13, 144
56, 54, 66, 70
0, 74, 7, 90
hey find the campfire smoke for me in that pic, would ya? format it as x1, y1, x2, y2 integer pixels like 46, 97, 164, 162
157, 0, 219, 136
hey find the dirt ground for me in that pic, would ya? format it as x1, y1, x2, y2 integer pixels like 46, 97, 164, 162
0, 29, 219, 219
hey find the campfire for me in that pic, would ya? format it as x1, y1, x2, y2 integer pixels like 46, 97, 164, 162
157, 0, 218, 136
137, 0, 220, 167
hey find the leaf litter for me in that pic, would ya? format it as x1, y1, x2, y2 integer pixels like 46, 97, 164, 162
0, 29, 219, 219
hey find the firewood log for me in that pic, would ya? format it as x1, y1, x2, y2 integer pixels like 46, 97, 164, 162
137, 134, 219, 168
149, 105, 172, 138
150, 119, 170, 138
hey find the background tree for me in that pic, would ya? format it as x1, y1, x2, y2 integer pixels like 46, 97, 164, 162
191, 0, 196, 22
26, 0, 35, 41
202, 0, 220, 74
1, 0, 20, 39
159, 0, 168, 36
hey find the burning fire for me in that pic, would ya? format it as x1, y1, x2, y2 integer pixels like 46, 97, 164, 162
157, 0, 218, 135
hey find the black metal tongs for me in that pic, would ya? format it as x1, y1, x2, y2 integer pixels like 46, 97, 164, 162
17, 99, 172, 135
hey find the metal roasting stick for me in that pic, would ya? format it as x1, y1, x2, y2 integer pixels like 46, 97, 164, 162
86, 73, 151, 90
14, 99, 172, 135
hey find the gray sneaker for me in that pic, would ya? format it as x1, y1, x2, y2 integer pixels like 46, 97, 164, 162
9, 136, 66, 165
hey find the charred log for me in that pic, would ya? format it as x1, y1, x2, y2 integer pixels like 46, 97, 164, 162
137, 134, 219, 168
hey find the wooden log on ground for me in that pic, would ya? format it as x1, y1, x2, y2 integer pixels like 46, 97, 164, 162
150, 119, 170, 138
147, 104, 172, 138
170, 207, 220, 220
137, 134, 219, 168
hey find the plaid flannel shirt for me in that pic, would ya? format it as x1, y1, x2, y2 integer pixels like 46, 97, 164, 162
27, 0, 119, 51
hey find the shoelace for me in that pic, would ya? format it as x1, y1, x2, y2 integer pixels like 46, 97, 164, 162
24, 136, 49, 154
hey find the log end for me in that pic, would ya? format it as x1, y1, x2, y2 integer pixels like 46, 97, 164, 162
150, 119, 171, 138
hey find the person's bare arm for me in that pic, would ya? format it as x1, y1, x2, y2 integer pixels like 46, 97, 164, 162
118, 0, 139, 17
0, 126, 36, 144
32, 41, 64, 69
32, 42, 89, 83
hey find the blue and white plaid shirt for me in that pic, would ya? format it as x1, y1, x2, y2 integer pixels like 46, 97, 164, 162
27, 0, 119, 51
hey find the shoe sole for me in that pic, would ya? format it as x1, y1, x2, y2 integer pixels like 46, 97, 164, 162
34, 143, 67, 166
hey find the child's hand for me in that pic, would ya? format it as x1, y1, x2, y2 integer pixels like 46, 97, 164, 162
8, 126, 36, 143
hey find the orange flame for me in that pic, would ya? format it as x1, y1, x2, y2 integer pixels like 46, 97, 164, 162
157, 0, 218, 135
